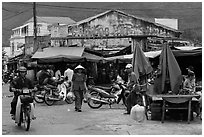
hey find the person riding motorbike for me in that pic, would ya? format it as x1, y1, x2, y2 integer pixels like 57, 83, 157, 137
42, 69, 61, 96
9, 66, 36, 121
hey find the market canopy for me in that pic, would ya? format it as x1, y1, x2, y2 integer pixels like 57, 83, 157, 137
103, 50, 162, 62
32, 47, 103, 63
104, 46, 202, 61
132, 43, 153, 82
159, 44, 183, 94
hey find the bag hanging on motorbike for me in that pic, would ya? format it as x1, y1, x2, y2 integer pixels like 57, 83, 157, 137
130, 104, 145, 122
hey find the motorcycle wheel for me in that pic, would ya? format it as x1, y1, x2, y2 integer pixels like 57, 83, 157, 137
87, 92, 103, 109
44, 91, 55, 106
65, 97, 74, 104
34, 90, 45, 103
24, 111, 31, 131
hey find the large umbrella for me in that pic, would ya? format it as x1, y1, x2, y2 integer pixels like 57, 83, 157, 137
160, 44, 183, 94
132, 43, 153, 82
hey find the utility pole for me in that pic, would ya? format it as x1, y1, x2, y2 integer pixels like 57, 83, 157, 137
33, 2, 38, 53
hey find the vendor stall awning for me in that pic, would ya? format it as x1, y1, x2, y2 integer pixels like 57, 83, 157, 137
104, 50, 162, 61
82, 52, 103, 62
32, 47, 84, 59
32, 47, 103, 63
104, 46, 202, 61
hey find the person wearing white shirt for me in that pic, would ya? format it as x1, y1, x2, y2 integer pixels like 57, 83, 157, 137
64, 65, 74, 82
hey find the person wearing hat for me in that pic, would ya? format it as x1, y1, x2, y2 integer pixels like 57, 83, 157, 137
71, 65, 87, 112
184, 67, 202, 118
124, 64, 140, 114
9, 66, 36, 120
183, 70, 196, 93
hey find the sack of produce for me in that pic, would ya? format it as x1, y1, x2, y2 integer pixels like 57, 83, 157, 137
130, 104, 145, 122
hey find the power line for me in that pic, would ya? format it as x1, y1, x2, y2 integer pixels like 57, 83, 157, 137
2, 8, 32, 21
7, 2, 201, 18
10, 2, 202, 11
2, 7, 14, 13
2, 7, 22, 13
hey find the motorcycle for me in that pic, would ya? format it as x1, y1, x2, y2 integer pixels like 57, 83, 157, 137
15, 88, 35, 131
3, 72, 16, 84
87, 82, 130, 109
44, 80, 75, 106
33, 84, 46, 103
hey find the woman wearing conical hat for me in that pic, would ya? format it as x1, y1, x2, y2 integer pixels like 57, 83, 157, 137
71, 65, 87, 112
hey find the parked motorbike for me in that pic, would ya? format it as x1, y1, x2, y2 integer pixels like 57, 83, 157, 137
33, 84, 46, 103
44, 80, 74, 106
3, 72, 16, 84
15, 88, 35, 131
87, 82, 130, 109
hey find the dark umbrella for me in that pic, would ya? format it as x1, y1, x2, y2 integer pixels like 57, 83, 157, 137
132, 43, 153, 82
159, 43, 183, 94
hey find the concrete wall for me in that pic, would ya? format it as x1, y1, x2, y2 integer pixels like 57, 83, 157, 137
50, 11, 179, 52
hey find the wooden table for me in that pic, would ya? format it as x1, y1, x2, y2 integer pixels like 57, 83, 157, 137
146, 93, 199, 123
160, 94, 199, 124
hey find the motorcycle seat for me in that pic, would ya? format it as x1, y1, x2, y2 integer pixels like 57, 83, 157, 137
94, 86, 112, 92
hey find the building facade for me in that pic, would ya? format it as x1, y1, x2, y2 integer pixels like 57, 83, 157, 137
9, 16, 76, 57
50, 10, 182, 54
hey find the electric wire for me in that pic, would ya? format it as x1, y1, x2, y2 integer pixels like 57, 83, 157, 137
3, 8, 32, 21
8, 2, 202, 11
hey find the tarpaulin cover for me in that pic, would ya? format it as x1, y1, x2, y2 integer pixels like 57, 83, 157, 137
132, 44, 153, 81
82, 52, 103, 62
32, 47, 84, 59
172, 49, 202, 57
32, 47, 103, 63
160, 44, 183, 94
104, 50, 161, 62
103, 46, 202, 61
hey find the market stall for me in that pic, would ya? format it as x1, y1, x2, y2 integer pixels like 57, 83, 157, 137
147, 44, 201, 123
32, 47, 104, 63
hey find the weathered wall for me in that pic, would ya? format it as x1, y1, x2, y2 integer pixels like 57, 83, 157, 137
51, 11, 178, 52
25, 35, 50, 55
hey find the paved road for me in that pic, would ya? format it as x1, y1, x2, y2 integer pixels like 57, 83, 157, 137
2, 84, 202, 135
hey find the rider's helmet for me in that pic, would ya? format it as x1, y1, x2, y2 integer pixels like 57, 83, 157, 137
18, 66, 27, 72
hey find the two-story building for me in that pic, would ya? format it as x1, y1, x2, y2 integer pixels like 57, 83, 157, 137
9, 16, 76, 58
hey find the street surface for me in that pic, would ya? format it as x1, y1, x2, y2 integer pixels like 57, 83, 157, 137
2, 84, 202, 135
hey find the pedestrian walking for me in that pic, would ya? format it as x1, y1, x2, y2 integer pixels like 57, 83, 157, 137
71, 65, 88, 112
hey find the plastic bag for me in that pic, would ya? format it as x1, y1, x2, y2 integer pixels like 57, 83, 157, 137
67, 91, 75, 100
84, 92, 91, 102
130, 104, 145, 122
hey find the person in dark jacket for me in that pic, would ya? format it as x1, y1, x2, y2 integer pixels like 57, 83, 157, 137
71, 65, 87, 112
10, 66, 36, 120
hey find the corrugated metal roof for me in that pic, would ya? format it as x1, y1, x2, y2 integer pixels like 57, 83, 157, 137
24, 16, 76, 25
75, 9, 181, 33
